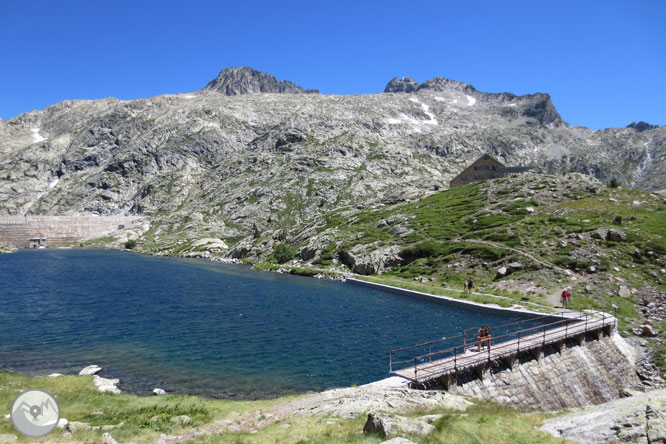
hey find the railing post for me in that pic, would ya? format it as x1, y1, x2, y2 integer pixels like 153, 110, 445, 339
414, 357, 418, 380
389, 351, 393, 374
542, 326, 546, 346
585, 313, 588, 332
429, 343, 432, 362
454, 346, 457, 373
517, 332, 521, 353
463, 331, 466, 350
565, 321, 568, 338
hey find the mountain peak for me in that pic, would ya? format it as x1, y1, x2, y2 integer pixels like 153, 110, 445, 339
203, 67, 319, 96
383, 75, 476, 94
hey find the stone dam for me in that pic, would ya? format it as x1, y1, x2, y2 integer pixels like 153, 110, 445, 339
425, 331, 640, 412
0, 216, 143, 248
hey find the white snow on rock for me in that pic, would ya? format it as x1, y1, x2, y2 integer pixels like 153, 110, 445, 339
183, 94, 196, 99
386, 99, 438, 130
48, 178, 59, 189
31, 128, 47, 143
466, 95, 476, 106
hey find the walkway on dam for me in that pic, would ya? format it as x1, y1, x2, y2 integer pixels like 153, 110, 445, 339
390, 311, 616, 385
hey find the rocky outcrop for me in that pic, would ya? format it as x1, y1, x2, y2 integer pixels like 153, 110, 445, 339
363, 412, 440, 438
540, 387, 666, 444
283, 386, 470, 418
203, 67, 318, 95
340, 245, 403, 275
627, 121, 659, 132
384, 77, 419, 93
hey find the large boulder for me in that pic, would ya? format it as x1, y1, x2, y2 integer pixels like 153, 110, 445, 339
341, 245, 403, 275
607, 229, 628, 242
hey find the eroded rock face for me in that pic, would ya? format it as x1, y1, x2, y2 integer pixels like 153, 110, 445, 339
540, 388, 666, 444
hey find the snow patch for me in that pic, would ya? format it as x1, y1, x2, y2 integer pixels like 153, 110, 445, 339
385, 99, 438, 130
31, 128, 47, 142
434, 96, 447, 102
466, 95, 476, 106
48, 178, 59, 189
420, 103, 438, 125
183, 94, 196, 99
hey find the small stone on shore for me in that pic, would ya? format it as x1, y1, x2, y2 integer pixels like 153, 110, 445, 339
153, 388, 167, 395
79, 365, 102, 375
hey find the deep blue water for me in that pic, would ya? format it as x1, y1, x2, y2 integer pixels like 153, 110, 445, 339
0, 249, 540, 398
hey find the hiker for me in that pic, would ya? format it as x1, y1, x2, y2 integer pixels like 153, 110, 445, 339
463, 279, 469, 293
477, 325, 491, 351
561, 288, 571, 308
467, 278, 474, 293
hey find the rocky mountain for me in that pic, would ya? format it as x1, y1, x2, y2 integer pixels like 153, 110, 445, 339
0, 67, 664, 257
203, 66, 319, 95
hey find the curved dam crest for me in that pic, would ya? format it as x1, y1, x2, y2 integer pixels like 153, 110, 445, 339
0, 216, 143, 248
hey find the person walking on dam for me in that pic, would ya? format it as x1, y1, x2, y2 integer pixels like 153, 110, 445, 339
561, 288, 571, 308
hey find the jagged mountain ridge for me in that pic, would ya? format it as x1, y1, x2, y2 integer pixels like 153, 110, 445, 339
203, 67, 319, 95
0, 67, 664, 254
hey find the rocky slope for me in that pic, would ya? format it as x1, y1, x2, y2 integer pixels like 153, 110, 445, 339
0, 67, 664, 256
541, 387, 666, 444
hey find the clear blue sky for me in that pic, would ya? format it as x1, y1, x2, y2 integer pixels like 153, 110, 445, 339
1, 0, 664, 129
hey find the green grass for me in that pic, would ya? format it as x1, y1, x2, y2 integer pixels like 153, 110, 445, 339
0, 371, 568, 444
420, 401, 566, 444
0, 371, 275, 443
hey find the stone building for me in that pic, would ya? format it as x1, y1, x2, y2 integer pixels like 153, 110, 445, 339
450, 154, 532, 188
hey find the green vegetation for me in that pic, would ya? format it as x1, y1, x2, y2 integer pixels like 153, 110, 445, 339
0, 371, 566, 444
124, 239, 137, 250
271, 243, 297, 264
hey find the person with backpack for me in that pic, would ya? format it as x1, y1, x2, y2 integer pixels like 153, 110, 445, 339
561, 288, 571, 308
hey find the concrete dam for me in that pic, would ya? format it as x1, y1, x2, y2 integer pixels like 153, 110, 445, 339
0, 216, 144, 248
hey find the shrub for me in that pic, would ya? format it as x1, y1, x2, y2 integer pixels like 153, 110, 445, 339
609, 178, 620, 188
124, 240, 137, 249
271, 243, 296, 264
400, 241, 442, 262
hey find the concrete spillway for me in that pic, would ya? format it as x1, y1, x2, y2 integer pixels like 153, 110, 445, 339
0, 216, 143, 248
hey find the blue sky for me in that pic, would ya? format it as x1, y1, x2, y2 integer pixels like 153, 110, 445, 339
1, 0, 664, 129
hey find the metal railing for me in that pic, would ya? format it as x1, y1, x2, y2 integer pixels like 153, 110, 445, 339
389, 311, 615, 382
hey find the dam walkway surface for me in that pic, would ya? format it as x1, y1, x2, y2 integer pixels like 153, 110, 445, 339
390, 311, 616, 386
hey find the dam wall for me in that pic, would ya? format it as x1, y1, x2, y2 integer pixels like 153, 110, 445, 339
0, 216, 144, 248
439, 331, 640, 412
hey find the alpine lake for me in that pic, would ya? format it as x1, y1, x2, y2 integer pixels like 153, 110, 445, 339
0, 249, 541, 399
